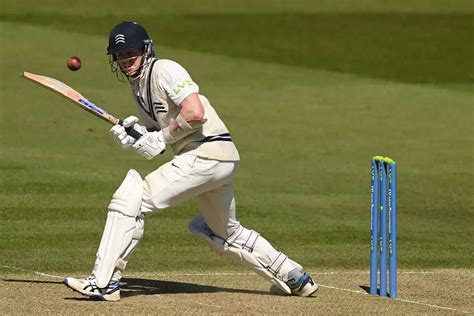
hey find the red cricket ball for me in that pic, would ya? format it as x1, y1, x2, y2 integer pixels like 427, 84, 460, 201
67, 56, 81, 71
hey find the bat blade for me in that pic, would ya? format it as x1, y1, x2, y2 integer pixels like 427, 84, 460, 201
22, 71, 120, 125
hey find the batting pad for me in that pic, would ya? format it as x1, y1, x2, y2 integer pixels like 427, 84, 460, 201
92, 170, 144, 288
188, 215, 297, 294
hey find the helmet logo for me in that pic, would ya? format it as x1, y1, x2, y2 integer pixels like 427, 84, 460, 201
114, 34, 126, 44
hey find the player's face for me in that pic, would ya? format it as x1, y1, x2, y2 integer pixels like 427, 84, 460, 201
116, 49, 143, 77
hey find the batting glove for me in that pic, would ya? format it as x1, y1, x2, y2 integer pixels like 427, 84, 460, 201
110, 116, 147, 149
132, 131, 166, 160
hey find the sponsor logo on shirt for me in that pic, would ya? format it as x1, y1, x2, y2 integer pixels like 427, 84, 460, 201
172, 80, 193, 95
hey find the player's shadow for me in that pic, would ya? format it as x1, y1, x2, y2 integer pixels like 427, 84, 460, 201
3, 279, 63, 285
121, 278, 269, 297
2, 277, 273, 299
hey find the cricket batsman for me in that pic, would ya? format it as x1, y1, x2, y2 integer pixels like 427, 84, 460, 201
64, 21, 319, 301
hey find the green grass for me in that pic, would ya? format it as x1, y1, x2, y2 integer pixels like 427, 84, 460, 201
0, 1, 473, 276
2, 12, 473, 84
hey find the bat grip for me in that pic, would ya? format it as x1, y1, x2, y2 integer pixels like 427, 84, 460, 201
125, 126, 144, 139
118, 120, 144, 139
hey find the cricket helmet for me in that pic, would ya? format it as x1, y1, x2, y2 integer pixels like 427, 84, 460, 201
107, 21, 155, 80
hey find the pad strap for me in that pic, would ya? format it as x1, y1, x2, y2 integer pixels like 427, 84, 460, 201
267, 252, 288, 276
224, 228, 260, 253
243, 231, 260, 253
224, 225, 244, 247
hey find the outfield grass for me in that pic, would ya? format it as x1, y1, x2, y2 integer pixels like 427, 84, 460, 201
1, 0, 473, 284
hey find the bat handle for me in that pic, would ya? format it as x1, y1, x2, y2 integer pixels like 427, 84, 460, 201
118, 120, 144, 139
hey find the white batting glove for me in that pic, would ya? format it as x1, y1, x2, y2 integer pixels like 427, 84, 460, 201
109, 116, 147, 149
132, 131, 166, 160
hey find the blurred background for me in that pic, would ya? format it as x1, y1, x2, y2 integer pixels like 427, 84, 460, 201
0, 0, 472, 275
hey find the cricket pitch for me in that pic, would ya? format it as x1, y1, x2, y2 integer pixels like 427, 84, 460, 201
1, 268, 472, 314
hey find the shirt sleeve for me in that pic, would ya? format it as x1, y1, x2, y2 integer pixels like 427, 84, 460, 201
158, 60, 199, 106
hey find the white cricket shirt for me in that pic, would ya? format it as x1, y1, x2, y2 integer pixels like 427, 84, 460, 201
130, 58, 239, 161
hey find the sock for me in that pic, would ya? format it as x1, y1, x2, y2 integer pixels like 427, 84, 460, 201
285, 268, 305, 289
111, 269, 123, 283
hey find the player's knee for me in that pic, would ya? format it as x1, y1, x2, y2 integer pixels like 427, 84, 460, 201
225, 221, 242, 240
188, 215, 226, 254
108, 169, 144, 217
188, 215, 260, 254
140, 175, 171, 212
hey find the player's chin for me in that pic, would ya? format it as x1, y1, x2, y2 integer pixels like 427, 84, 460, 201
122, 67, 140, 78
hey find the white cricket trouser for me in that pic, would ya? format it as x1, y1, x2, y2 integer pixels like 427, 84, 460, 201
102, 153, 301, 294
141, 154, 240, 238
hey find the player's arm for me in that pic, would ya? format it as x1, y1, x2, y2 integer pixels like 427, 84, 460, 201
129, 91, 206, 160
162, 93, 207, 144
119, 60, 205, 160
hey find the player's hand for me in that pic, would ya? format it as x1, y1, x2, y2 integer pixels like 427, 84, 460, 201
110, 116, 147, 149
132, 131, 166, 160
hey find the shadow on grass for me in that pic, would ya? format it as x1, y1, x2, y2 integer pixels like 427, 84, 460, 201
359, 285, 392, 298
121, 277, 270, 297
359, 285, 371, 294
3, 277, 272, 298
3, 279, 63, 285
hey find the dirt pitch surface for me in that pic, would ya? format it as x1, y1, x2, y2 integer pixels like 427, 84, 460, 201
1, 268, 472, 314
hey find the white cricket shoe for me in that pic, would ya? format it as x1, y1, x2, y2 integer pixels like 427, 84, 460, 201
64, 276, 120, 301
289, 272, 319, 297
270, 272, 319, 297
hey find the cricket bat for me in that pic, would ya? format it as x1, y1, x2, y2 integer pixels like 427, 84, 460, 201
22, 71, 143, 139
